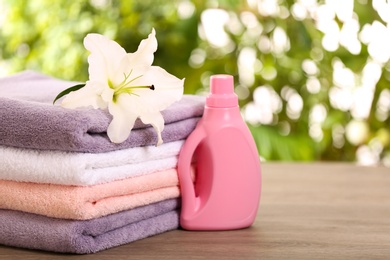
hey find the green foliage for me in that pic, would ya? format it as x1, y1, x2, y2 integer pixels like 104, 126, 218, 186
1, 0, 389, 165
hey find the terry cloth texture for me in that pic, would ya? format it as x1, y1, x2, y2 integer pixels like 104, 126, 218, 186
0, 168, 187, 220
0, 199, 180, 254
0, 140, 183, 185
0, 71, 205, 152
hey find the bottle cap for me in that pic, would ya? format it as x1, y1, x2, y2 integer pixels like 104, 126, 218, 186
206, 75, 238, 108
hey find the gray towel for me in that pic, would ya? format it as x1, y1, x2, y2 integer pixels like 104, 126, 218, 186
0, 199, 180, 254
0, 71, 205, 152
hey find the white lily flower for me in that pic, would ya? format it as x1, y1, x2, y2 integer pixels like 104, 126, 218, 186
61, 29, 184, 145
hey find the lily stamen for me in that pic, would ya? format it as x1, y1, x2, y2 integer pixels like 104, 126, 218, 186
114, 84, 155, 96
112, 71, 143, 92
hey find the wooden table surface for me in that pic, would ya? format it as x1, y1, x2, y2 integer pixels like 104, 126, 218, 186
1, 163, 389, 259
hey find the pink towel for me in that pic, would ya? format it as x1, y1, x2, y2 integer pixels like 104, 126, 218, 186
0, 168, 192, 220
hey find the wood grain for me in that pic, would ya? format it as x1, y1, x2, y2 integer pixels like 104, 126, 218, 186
1, 163, 389, 259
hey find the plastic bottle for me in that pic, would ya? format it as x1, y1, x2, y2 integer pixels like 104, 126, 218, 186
178, 74, 261, 230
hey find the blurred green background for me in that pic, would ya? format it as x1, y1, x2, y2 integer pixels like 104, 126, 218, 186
0, 0, 389, 165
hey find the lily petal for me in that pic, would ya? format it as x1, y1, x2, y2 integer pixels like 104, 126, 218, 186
61, 82, 107, 109
140, 111, 165, 146
84, 33, 127, 85
127, 29, 157, 70
130, 66, 184, 111
106, 95, 138, 143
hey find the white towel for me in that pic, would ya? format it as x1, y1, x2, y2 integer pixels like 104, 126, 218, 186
0, 140, 184, 186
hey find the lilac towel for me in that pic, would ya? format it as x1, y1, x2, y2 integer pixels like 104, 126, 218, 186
0, 71, 205, 152
0, 199, 180, 254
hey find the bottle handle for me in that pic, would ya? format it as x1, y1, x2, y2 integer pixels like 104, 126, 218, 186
178, 126, 206, 215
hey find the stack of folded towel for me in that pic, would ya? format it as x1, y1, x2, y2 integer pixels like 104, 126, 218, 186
0, 71, 205, 254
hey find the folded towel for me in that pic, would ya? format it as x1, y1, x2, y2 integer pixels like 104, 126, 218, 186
0, 168, 189, 219
0, 140, 183, 185
0, 199, 180, 254
0, 71, 205, 152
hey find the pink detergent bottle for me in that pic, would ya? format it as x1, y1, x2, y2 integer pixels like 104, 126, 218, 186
178, 74, 261, 230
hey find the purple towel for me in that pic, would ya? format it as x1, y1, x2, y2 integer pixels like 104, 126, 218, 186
0, 71, 205, 153
0, 199, 180, 254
